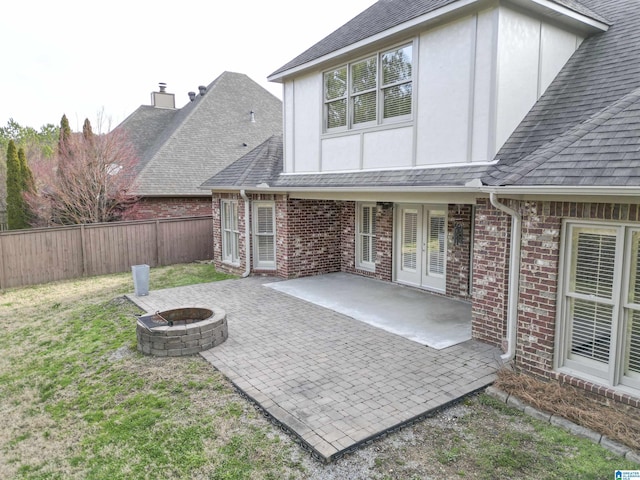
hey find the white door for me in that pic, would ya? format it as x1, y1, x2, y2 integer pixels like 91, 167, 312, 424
396, 204, 447, 292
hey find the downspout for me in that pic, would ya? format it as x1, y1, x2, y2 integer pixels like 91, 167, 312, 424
240, 190, 251, 278
489, 192, 521, 362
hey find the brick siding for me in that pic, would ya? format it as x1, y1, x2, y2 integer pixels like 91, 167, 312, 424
211, 193, 246, 276
516, 201, 640, 384
473, 199, 640, 407
341, 202, 393, 281
471, 198, 511, 348
129, 196, 212, 220
277, 197, 341, 278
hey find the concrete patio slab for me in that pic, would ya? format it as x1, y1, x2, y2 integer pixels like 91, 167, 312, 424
128, 276, 502, 462
265, 272, 472, 349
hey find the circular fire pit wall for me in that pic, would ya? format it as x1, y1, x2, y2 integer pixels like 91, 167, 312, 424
136, 307, 228, 357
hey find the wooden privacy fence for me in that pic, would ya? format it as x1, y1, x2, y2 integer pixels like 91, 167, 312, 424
0, 216, 214, 289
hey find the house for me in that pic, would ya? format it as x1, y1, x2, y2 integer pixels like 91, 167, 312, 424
116, 72, 282, 219
201, 0, 640, 409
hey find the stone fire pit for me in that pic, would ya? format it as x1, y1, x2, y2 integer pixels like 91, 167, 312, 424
136, 307, 227, 357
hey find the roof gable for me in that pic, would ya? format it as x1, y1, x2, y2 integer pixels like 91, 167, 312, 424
269, 0, 608, 80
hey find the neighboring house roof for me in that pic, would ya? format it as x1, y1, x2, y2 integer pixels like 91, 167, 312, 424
118, 71, 282, 197
269, 0, 608, 79
117, 106, 178, 164
205, 0, 640, 192
485, 0, 640, 186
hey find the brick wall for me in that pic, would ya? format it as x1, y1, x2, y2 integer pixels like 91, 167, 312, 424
128, 196, 212, 220
471, 198, 511, 348
473, 199, 640, 406
340, 202, 393, 281
516, 200, 562, 378
277, 198, 342, 278
516, 201, 640, 381
211, 193, 246, 276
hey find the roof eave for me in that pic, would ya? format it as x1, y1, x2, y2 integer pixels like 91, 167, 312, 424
480, 185, 640, 204
204, 183, 640, 202
268, 0, 608, 83
268, 0, 483, 83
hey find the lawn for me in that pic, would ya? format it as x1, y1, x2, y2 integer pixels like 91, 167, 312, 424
0, 263, 637, 479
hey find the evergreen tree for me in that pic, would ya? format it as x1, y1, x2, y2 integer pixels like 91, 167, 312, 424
82, 118, 93, 141
18, 146, 34, 195
18, 147, 34, 225
58, 114, 72, 156
6, 140, 29, 229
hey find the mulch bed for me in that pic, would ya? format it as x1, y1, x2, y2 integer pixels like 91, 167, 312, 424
493, 368, 640, 451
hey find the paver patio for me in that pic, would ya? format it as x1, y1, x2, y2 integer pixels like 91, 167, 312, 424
128, 275, 502, 462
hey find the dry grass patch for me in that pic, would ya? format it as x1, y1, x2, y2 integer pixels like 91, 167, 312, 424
494, 368, 640, 451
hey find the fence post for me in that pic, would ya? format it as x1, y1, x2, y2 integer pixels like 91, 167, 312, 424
80, 225, 88, 277
0, 234, 5, 289
155, 220, 162, 266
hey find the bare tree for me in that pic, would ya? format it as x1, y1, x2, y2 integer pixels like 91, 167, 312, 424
26, 114, 139, 226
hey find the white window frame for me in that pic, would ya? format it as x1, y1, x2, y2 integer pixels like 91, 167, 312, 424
323, 41, 414, 133
356, 202, 376, 272
556, 220, 640, 395
252, 201, 276, 270
221, 200, 240, 265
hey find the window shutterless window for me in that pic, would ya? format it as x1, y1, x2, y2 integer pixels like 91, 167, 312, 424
356, 203, 376, 271
253, 202, 276, 270
557, 221, 640, 394
324, 43, 413, 131
221, 200, 240, 265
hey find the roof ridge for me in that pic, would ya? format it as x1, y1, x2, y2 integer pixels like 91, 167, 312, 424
487, 85, 640, 186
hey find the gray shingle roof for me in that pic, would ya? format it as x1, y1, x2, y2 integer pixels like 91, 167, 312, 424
201, 135, 491, 190
270, 0, 608, 79
485, 0, 640, 187
116, 106, 178, 166
120, 72, 282, 197
486, 86, 640, 186
201, 135, 283, 188
271, 165, 492, 189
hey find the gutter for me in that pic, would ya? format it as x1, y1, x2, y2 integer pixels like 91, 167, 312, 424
489, 192, 521, 362
240, 190, 251, 278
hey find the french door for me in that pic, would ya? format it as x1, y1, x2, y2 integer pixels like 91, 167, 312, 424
396, 204, 447, 292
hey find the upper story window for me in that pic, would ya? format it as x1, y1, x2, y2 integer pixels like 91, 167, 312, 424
324, 43, 413, 132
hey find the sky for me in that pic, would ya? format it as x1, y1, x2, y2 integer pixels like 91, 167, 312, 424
0, 0, 376, 132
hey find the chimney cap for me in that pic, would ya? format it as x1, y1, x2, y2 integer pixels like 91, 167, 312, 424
159, 82, 167, 93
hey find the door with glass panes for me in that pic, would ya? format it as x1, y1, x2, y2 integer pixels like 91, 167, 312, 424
395, 204, 447, 292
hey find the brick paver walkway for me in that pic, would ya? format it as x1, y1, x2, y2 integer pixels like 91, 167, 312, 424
129, 276, 502, 461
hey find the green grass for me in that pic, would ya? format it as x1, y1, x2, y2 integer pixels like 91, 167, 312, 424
469, 395, 638, 479
0, 263, 302, 480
